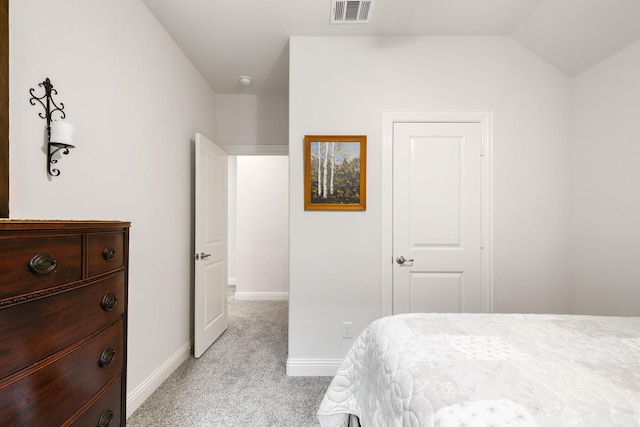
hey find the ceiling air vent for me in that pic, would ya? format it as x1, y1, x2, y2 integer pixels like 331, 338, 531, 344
331, 0, 375, 24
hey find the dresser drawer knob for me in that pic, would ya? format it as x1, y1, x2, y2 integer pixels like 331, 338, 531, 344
98, 347, 116, 368
101, 292, 118, 311
97, 409, 114, 427
103, 246, 116, 260
28, 253, 57, 275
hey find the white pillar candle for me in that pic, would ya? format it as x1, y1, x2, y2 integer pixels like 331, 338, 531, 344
50, 121, 74, 145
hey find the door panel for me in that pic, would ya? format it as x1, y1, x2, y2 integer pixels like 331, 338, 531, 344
393, 122, 482, 314
410, 136, 462, 246
409, 272, 463, 313
194, 133, 228, 358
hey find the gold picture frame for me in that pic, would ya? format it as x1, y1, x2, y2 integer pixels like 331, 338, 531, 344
304, 135, 366, 211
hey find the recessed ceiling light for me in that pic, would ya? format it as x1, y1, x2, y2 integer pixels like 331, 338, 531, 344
239, 76, 252, 87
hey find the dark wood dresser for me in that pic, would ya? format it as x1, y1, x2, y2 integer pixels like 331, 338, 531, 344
0, 220, 130, 426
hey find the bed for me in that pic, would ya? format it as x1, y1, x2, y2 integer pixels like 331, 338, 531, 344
317, 313, 640, 427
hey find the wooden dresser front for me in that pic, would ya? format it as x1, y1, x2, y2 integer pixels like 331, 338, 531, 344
0, 220, 130, 426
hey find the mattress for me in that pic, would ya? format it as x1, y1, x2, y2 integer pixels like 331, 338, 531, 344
317, 313, 640, 426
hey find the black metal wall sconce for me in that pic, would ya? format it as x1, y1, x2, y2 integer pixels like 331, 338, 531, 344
29, 78, 75, 177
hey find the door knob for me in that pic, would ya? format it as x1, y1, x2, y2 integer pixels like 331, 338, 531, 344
194, 252, 212, 260
396, 256, 414, 265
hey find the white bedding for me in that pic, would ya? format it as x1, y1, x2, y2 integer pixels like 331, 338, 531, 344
317, 313, 640, 426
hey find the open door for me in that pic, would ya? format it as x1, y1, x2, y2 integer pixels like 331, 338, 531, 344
194, 133, 228, 358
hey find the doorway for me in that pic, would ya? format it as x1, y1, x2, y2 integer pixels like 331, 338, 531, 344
381, 111, 494, 316
228, 155, 289, 301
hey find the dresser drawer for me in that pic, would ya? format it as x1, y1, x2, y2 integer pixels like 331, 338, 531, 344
67, 375, 123, 427
0, 234, 82, 299
0, 273, 125, 378
87, 232, 125, 277
0, 320, 124, 427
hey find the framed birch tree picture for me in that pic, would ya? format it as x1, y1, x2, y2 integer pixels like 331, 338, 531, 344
304, 135, 366, 211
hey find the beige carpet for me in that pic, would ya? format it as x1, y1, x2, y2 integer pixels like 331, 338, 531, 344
127, 300, 332, 427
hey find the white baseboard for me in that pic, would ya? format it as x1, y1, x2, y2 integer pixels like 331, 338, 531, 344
126, 341, 191, 418
234, 291, 288, 301
286, 358, 342, 376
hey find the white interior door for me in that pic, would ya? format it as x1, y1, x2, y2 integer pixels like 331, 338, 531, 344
393, 122, 483, 314
194, 133, 228, 358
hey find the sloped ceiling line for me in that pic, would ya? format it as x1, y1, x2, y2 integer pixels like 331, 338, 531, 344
142, 0, 640, 94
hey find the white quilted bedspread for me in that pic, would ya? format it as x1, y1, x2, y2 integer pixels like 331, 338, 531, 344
317, 313, 640, 427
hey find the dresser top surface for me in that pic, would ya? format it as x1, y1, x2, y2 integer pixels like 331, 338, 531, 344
0, 220, 130, 231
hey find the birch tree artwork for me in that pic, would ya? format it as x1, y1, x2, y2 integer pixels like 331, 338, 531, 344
310, 140, 362, 205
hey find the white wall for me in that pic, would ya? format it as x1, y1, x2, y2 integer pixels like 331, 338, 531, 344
10, 0, 217, 415
215, 94, 288, 147
235, 156, 289, 300
570, 40, 640, 316
288, 36, 572, 374
227, 156, 238, 284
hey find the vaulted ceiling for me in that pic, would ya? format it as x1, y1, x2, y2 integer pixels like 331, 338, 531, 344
142, 0, 640, 95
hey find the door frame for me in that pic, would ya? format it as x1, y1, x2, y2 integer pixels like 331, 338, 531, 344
381, 111, 494, 316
